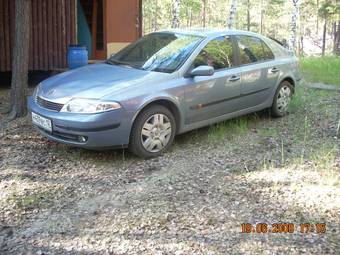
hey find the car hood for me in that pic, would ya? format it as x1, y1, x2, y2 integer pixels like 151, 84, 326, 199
39, 63, 169, 103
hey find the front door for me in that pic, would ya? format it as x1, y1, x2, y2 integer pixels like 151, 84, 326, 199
78, 0, 107, 59
184, 36, 242, 124
91, 0, 106, 59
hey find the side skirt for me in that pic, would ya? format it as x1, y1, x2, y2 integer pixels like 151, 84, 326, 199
179, 100, 272, 134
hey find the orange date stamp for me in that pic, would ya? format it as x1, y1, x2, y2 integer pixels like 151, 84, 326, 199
241, 223, 326, 234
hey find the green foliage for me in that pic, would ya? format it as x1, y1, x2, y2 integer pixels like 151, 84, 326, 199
182, 0, 201, 13
300, 56, 340, 85
318, 1, 339, 19
269, 0, 285, 5
142, 0, 340, 55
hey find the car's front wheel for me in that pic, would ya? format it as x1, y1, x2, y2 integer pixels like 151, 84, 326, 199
271, 81, 293, 117
129, 105, 176, 158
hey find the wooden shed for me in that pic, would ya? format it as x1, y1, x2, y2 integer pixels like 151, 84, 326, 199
0, 0, 142, 72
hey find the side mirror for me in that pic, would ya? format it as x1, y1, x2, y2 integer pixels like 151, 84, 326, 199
190, 65, 214, 77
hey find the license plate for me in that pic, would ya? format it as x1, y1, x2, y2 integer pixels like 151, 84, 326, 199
32, 112, 52, 132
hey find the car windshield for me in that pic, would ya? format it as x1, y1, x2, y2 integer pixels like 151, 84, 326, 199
107, 32, 203, 73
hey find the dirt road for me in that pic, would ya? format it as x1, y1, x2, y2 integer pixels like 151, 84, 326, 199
0, 86, 339, 254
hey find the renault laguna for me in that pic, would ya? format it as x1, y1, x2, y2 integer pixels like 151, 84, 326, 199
28, 29, 300, 158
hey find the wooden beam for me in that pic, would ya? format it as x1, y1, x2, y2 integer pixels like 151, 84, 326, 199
92, 0, 98, 59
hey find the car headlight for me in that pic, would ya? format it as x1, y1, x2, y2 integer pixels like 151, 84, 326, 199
33, 83, 42, 100
60, 98, 121, 114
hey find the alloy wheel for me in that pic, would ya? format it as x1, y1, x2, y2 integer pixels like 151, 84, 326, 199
276, 85, 292, 113
140, 113, 172, 153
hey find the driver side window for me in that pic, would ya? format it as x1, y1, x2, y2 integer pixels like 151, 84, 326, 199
193, 36, 235, 70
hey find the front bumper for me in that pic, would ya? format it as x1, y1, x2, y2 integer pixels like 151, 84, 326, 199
27, 96, 133, 149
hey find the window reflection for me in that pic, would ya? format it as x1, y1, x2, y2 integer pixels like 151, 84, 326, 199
110, 33, 203, 73
193, 36, 234, 70
236, 36, 274, 65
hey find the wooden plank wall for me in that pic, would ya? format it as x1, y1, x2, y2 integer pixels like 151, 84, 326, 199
0, 0, 77, 72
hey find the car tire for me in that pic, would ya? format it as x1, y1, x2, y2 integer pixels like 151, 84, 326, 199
129, 105, 176, 158
271, 81, 293, 118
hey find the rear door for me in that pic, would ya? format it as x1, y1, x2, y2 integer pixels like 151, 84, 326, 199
235, 35, 279, 109
184, 36, 242, 124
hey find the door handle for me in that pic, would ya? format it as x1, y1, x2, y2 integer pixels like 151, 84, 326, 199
229, 75, 240, 82
270, 67, 279, 73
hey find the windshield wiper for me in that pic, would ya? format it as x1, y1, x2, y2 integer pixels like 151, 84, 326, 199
151, 67, 172, 73
106, 59, 142, 70
106, 59, 125, 66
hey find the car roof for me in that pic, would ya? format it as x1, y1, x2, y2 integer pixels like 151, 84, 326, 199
158, 28, 265, 39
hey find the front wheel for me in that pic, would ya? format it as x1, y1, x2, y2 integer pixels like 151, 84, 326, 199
271, 81, 293, 117
129, 105, 176, 158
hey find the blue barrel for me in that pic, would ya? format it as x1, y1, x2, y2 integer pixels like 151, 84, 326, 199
67, 45, 88, 69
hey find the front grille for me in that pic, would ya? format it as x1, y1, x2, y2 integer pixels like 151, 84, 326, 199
37, 96, 64, 112
52, 130, 81, 142
37, 127, 86, 143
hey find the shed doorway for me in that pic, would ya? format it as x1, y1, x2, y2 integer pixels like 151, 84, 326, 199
77, 0, 106, 60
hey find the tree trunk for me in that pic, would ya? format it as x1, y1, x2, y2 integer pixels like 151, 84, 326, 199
336, 21, 340, 55
289, 0, 299, 51
189, 9, 193, 27
202, 0, 206, 28
9, 0, 31, 119
316, 0, 319, 35
152, 0, 158, 31
171, 0, 180, 28
300, 35, 304, 56
333, 21, 337, 53
186, 7, 190, 27
322, 19, 327, 56
333, 21, 340, 55
260, 0, 264, 34
247, 0, 250, 31
227, 0, 237, 29
299, 21, 304, 56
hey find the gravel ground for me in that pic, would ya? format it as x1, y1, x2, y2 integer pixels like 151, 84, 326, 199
0, 85, 339, 254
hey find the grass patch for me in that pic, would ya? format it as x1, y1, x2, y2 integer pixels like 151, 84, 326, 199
0, 182, 59, 211
11, 192, 53, 210
174, 113, 262, 146
289, 86, 305, 113
259, 127, 277, 137
15, 193, 51, 210
310, 145, 339, 186
300, 56, 340, 85
289, 85, 335, 115
207, 114, 258, 141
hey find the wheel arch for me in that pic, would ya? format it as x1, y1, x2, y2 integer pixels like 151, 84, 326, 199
131, 97, 183, 135
278, 76, 296, 89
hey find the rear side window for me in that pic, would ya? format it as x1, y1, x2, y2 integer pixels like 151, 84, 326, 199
262, 41, 275, 60
193, 36, 235, 70
236, 35, 274, 65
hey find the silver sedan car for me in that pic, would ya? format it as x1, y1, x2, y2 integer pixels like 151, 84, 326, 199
28, 29, 300, 158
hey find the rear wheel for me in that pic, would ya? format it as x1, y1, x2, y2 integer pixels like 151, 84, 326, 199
271, 81, 293, 117
129, 105, 176, 158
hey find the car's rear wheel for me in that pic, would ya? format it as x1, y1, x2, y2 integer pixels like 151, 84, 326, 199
129, 105, 176, 158
271, 81, 293, 117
